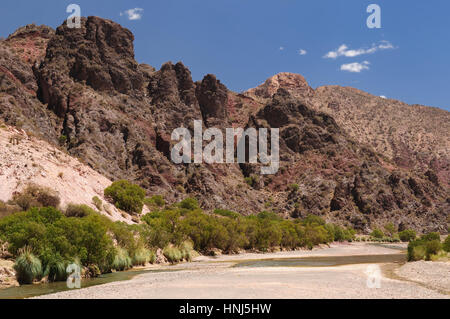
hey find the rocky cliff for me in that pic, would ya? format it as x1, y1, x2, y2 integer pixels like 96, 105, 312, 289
0, 17, 448, 233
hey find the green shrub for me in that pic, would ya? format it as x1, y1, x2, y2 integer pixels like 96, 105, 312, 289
213, 209, 239, 219
13, 247, 42, 284
399, 229, 416, 242
65, 204, 96, 218
179, 241, 195, 262
289, 184, 299, 192
0, 207, 116, 275
421, 232, 440, 242
132, 247, 152, 266
148, 250, 156, 264
92, 196, 103, 211
144, 195, 165, 208
370, 228, 384, 239
383, 222, 396, 236
104, 180, 146, 214
407, 235, 443, 261
257, 211, 281, 221
163, 246, 183, 264
302, 214, 326, 226
112, 247, 132, 271
409, 245, 426, 261
425, 240, 442, 260
443, 236, 450, 253
179, 197, 199, 211
43, 255, 68, 282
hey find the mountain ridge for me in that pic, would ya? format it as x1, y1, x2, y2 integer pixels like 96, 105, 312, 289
0, 16, 448, 233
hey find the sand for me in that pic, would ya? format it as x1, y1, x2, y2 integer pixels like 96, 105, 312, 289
34, 243, 449, 299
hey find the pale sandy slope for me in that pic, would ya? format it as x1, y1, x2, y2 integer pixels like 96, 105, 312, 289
35, 243, 449, 299
0, 125, 132, 222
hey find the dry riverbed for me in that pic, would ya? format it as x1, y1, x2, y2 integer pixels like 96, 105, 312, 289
33, 242, 449, 299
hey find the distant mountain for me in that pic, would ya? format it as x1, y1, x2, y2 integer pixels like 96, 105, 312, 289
0, 17, 448, 233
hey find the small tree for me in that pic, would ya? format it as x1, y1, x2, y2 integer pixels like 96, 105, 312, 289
370, 228, 384, 239
384, 222, 396, 236
104, 180, 146, 214
179, 197, 199, 211
443, 236, 450, 253
399, 229, 416, 242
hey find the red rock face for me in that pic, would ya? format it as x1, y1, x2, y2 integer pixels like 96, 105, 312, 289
3, 24, 54, 66
0, 17, 448, 233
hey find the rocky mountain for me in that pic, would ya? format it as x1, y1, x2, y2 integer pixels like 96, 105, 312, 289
0, 17, 448, 233
244, 73, 450, 187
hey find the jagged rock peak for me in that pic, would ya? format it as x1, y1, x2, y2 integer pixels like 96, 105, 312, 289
39, 16, 143, 95
148, 61, 198, 107
195, 74, 229, 127
244, 72, 314, 100
54, 16, 136, 57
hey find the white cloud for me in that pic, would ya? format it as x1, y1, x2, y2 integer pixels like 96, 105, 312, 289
120, 8, 144, 20
298, 49, 307, 56
340, 61, 370, 73
279, 46, 285, 51
324, 41, 394, 59
380, 95, 387, 99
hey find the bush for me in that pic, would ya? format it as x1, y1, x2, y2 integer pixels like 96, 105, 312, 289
0, 207, 117, 275
12, 184, 60, 210
144, 195, 165, 208
92, 196, 103, 211
421, 232, 440, 242
399, 229, 416, 242
43, 255, 68, 282
180, 241, 195, 262
302, 214, 325, 226
65, 204, 96, 218
409, 244, 426, 261
425, 240, 442, 260
443, 236, 450, 253
13, 247, 42, 284
163, 246, 183, 264
257, 211, 281, 221
213, 209, 239, 219
289, 184, 299, 192
104, 180, 146, 214
407, 235, 443, 261
370, 228, 384, 239
384, 222, 396, 236
179, 197, 199, 211
112, 247, 132, 271
132, 247, 152, 266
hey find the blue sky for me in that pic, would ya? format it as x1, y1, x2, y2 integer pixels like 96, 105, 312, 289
1, 0, 449, 111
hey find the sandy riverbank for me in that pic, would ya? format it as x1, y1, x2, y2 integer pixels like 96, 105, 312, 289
33, 243, 449, 299
395, 260, 450, 294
